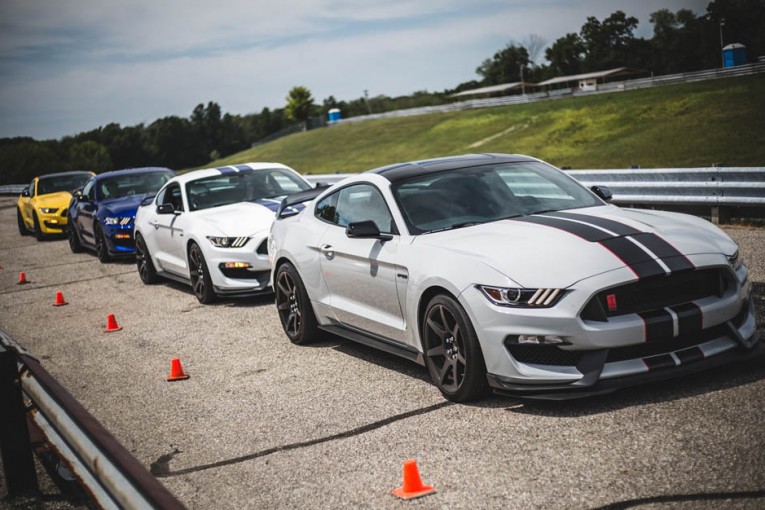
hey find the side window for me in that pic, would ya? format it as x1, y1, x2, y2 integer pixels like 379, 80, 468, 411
28, 181, 35, 197
337, 184, 397, 234
159, 183, 184, 212
315, 192, 339, 224
82, 179, 95, 201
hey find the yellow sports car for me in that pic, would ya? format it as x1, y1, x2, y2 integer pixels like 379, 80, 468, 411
17, 171, 95, 240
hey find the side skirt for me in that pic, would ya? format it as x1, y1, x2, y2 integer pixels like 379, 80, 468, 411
319, 324, 424, 366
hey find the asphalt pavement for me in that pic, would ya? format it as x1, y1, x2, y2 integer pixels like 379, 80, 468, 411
0, 196, 763, 509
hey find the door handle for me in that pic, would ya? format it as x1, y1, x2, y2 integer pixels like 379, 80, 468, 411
152, 221, 159, 230
320, 244, 334, 260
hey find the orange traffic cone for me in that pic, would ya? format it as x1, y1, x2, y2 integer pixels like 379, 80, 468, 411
17, 272, 29, 285
392, 459, 436, 500
104, 313, 122, 332
167, 357, 190, 381
53, 291, 68, 306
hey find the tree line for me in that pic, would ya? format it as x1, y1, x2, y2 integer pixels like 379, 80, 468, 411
1, 0, 762, 185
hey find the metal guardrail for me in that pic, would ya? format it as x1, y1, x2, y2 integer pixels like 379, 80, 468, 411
0, 329, 186, 509
334, 62, 765, 125
0, 184, 26, 196
302, 167, 765, 223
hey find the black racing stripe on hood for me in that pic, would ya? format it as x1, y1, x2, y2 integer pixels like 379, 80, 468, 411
629, 233, 695, 272
544, 211, 642, 236
599, 237, 666, 279
512, 215, 613, 242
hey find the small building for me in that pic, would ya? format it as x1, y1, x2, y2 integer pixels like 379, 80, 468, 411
723, 43, 748, 67
450, 82, 536, 98
328, 108, 342, 124
537, 67, 646, 92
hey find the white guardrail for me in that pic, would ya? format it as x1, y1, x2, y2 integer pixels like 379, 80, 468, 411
0, 329, 187, 509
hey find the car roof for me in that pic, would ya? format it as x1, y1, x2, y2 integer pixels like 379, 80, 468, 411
37, 170, 94, 181
170, 162, 303, 185
368, 153, 540, 183
94, 167, 174, 180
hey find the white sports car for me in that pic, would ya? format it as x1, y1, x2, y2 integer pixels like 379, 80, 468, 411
134, 163, 312, 303
269, 154, 761, 401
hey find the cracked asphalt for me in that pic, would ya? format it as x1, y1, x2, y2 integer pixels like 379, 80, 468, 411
0, 196, 763, 509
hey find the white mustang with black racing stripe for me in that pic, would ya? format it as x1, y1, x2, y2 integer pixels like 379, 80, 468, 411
134, 163, 311, 303
269, 153, 761, 401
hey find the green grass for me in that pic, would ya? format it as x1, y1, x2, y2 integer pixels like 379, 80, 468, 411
211, 74, 765, 174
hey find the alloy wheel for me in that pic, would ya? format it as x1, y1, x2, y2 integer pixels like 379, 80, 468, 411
423, 303, 466, 393
275, 270, 301, 337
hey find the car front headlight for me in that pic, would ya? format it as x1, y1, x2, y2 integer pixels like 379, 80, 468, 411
477, 285, 564, 308
207, 236, 250, 248
39, 207, 58, 214
104, 216, 132, 226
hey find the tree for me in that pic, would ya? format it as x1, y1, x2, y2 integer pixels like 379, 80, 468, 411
580, 10, 640, 71
476, 43, 530, 85
285, 86, 315, 130
707, 0, 765, 63
545, 33, 586, 75
67, 141, 113, 173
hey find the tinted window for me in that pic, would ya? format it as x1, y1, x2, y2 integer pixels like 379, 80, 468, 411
82, 179, 96, 201
36, 173, 92, 195
158, 183, 183, 212
98, 171, 173, 200
392, 161, 602, 234
316, 184, 396, 234
186, 168, 311, 211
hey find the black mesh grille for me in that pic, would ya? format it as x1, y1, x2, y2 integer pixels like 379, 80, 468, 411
605, 323, 729, 363
219, 268, 270, 281
581, 268, 727, 322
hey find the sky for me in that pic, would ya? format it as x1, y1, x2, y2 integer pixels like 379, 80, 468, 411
0, 0, 708, 141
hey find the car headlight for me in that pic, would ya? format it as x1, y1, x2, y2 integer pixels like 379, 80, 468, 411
207, 236, 250, 248
104, 217, 132, 226
477, 285, 564, 308
728, 250, 742, 271
39, 207, 58, 214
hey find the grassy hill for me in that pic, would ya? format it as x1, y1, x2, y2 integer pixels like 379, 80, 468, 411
211, 73, 765, 174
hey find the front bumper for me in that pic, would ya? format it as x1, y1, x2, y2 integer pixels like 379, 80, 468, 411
40, 211, 68, 234
462, 258, 759, 399
205, 238, 272, 296
103, 223, 136, 256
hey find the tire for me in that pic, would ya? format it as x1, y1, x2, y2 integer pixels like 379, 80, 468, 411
68, 223, 83, 253
94, 224, 111, 263
33, 212, 45, 241
274, 262, 322, 345
17, 209, 30, 236
422, 294, 489, 402
188, 242, 216, 304
135, 233, 158, 284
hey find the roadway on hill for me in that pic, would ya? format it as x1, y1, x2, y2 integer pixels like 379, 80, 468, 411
0, 195, 764, 509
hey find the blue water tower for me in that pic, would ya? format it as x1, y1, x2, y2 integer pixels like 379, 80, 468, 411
328, 108, 341, 124
723, 43, 748, 67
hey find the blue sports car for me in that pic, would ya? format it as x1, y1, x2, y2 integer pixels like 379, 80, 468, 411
68, 167, 175, 262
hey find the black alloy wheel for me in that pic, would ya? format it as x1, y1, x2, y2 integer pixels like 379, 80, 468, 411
68, 224, 83, 253
188, 243, 216, 304
422, 294, 489, 402
274, 262, 321, 345
33, 212, 45, 241
94, 225, 111, 262
17, 209, 30, 236
135, 233, 158, 284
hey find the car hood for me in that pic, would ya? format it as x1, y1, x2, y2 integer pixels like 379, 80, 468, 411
412, 206, 736, 288
100, 195, 146, 217
35, 191, 73, 209
192, 201, 277, 236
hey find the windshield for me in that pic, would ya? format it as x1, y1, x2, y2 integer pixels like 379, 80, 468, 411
37, 173, 92, 195
186, 168, 311, 211
98, 171, 174, 200
392, 161, 603, 234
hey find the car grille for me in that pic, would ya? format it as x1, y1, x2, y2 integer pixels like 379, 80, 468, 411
219, 268, 270, 281
580, 268, 727, 322
506, 298, 749, 367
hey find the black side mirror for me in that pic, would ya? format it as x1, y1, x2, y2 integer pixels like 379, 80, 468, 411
20, 189, 30, 197
156, 203, 176, 215
346, 220, 393, 241
591, 185, 613, 202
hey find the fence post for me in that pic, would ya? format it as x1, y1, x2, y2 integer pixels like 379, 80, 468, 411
0, 345, 39, 498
